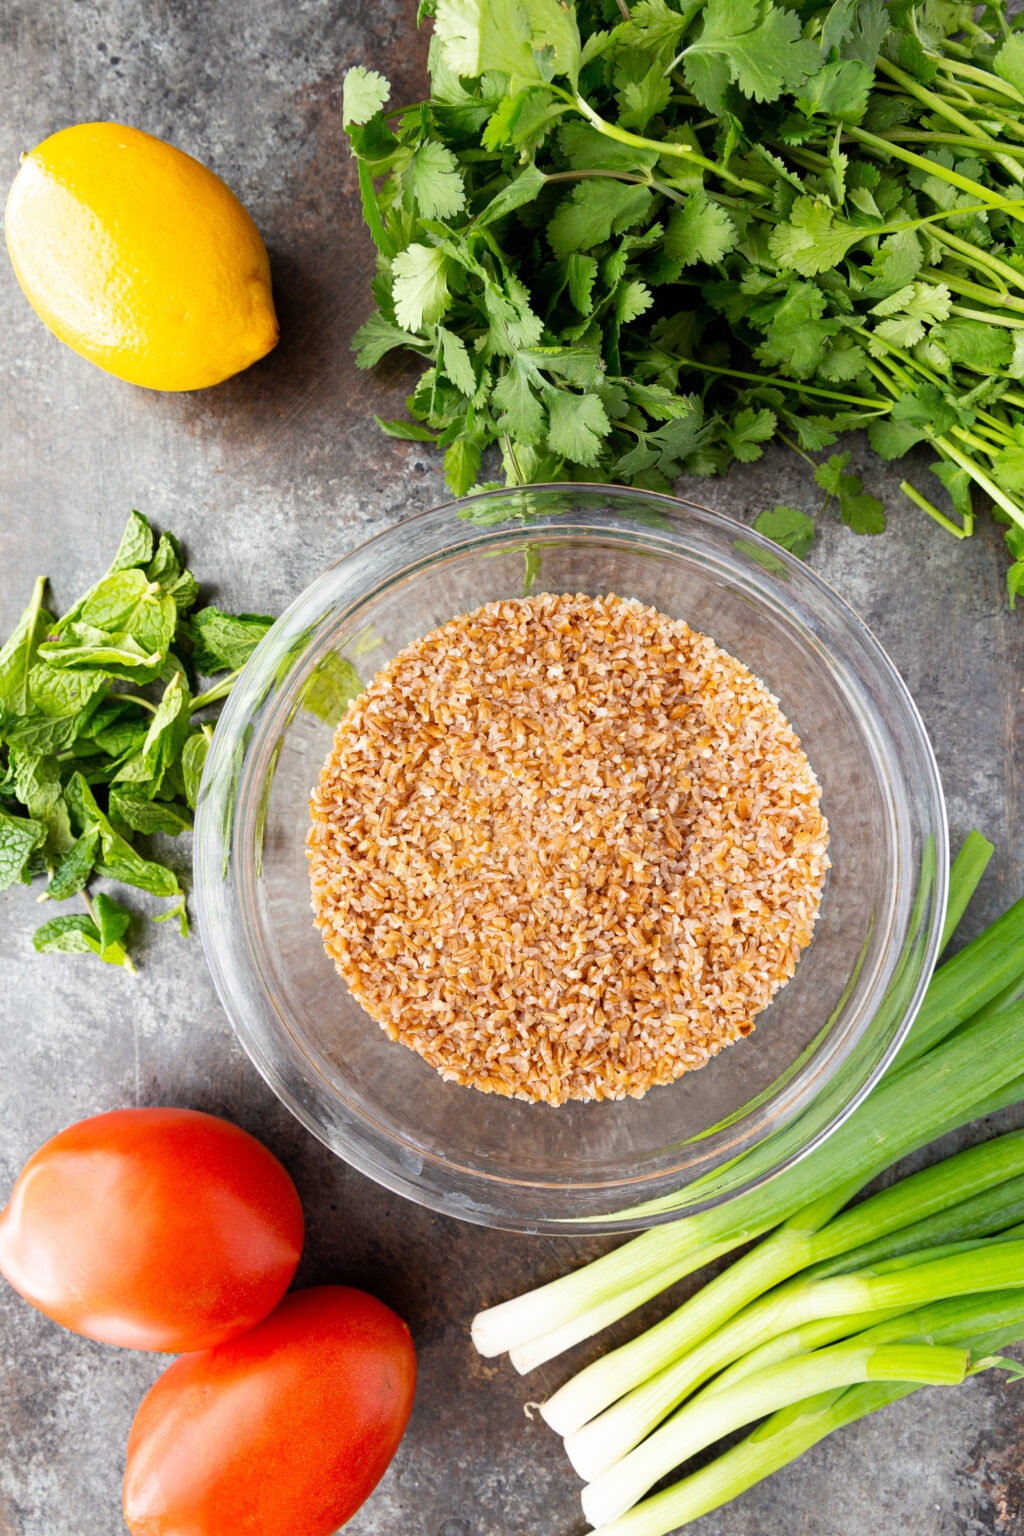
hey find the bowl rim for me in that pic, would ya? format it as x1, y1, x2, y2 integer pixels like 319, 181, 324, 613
194, 482, 948, 1232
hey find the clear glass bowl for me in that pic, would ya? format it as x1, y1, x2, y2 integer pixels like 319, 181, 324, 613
194, 486, 947, 1234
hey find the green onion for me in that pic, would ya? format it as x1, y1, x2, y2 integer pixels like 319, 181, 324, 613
474, 998, 1024, 1369
587, 1298, 1024, 1536
551, 1129, 1024, 1456
581, 1341, 969, 1528
940, 830, 994, 950
564, 1234, 1024, 1483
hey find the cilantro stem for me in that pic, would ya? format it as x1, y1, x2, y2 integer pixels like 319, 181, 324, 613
569, 92, 766, 195
935, 56, 1024, 107
900, 479, 972, 539
921, 267, 1024, 315
929, 227, 1024, 296
870, 129, 1024, 163
775, 430, 814, 467
660, 356, 888, 411
502, 433, 527, 485
950, 422, 1010, 459
935, 436, 1024, 531
875, 57, 1016, 168
948, 303, 1024, 329
846, 126, 1024, 222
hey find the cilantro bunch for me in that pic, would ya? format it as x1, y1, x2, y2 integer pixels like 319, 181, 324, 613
0, 512, 275, 971
344, 0, 1024, 602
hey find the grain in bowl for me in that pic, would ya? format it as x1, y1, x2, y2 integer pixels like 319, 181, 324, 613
307, 593, 829, 1107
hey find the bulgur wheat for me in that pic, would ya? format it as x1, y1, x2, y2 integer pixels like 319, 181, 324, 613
307, 593, 828, 1106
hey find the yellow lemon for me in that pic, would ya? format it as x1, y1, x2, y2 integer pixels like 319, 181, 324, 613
4, 121, 278, 391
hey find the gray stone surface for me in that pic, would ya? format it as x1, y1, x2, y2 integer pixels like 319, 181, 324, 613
1, 3, 1023, 1534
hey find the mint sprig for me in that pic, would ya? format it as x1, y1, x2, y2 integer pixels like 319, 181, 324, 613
0, 511, 278, 971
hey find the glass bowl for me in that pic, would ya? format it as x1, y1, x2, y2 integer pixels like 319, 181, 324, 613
194, 485, 947, 1234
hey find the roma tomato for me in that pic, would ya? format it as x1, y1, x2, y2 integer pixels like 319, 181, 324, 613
0, 1107, 303, 1351
123, 1285, 416, 1536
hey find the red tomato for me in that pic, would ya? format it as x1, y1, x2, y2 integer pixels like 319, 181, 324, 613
0, 1107, 303, 1351
123, 1285, 416, 1536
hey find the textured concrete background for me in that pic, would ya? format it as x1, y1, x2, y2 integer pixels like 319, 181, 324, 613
1, 2, 1023, 1534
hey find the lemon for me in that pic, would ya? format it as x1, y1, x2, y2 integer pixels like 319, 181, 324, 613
4, 122, 278, 391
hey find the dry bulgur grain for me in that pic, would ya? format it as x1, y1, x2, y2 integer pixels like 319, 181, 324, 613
307, 593, 829, 1106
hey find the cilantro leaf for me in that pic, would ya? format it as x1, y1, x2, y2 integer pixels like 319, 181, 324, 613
566, 253, 598, 314
493, 358, 548, 443
725, 406, 776, 461
683, 0, 820, 112
353, 314, 425, 368
403, 141, 466, 219
815, 452, 887, 533
753, 504, 816, 556
768, 198, 861, 275
794, 58, 873, 121
445, 438, 483, 493
438, 325, 477, 395
664, 192, 738, 267
993, 33, 1024, 95
547, 180, 654, 256
343, 67, 391, 126
868, 386, 958, 458
434, 0, 580, 89
546, 391, 610, 465
392, 244, 452, 330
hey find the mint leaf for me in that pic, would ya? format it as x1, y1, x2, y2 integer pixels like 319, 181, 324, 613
303, 654, 365, 725
0, 810, 47, 889
186, 608, 274, 674
753, 504, 816, 556
343, 66, 391, 126
182, 728, 213, 809
46, 827, 101, 901
0, 578, 50, 717
65, 772, 182, 902
33, 909, 133, 970
11, 749, 72, 859
107, 510, 154, 574
108, 787, 193, 837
